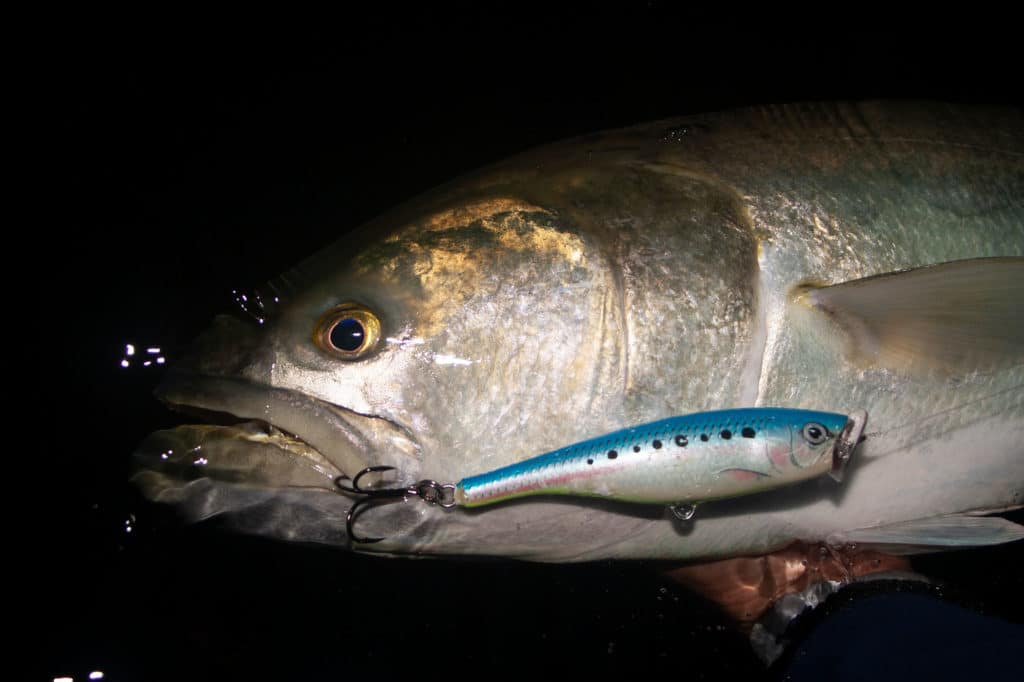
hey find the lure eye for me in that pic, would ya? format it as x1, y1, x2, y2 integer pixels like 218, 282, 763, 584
801, 422, 829, 446
315, 304, 381, 359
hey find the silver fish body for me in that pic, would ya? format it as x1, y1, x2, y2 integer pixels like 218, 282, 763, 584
134, 101, 1024, 561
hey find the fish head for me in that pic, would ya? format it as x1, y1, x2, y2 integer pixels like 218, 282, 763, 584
133, 193, 630, 553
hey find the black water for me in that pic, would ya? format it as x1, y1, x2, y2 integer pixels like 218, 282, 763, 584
30, 10, 1023, 681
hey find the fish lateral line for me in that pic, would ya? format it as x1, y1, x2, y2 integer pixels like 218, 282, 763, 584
336, 407, 868, 543
859, 382, 1023, 443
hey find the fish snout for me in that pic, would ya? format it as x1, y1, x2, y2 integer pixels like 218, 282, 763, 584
170, 313, 275, 381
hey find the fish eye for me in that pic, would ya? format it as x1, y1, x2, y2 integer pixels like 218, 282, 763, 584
800, 422, 829, 445
314, 304, 381, 359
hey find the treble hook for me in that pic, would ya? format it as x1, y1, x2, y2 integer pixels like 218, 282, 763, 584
335, 466, 456, 544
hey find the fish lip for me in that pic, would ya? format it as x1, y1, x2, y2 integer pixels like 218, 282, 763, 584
152, 370, 397, 480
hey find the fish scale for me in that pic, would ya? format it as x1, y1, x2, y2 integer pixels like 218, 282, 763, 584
455, 408, 849, 507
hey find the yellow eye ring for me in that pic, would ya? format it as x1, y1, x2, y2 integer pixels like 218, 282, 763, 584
314, 304, 381, 359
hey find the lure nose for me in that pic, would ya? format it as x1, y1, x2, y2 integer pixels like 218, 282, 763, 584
830, 410, 868, 482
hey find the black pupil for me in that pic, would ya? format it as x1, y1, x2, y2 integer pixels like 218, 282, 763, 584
330, 318, 365, 352
808, 426, 822, 440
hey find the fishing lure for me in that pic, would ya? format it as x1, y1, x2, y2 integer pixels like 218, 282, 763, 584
337, 407, 868, 543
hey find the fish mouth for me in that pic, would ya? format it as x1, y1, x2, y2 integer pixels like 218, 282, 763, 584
132, 371, 421, 522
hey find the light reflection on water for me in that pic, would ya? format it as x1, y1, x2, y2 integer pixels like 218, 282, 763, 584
117, 283, 278, 370
232, 287, 281, 326
118, 343, 165, 370
51, 671, 104, 682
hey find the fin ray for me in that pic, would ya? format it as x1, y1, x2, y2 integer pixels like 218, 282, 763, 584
798, 257, 1024, 374
829, 514, 1024, 554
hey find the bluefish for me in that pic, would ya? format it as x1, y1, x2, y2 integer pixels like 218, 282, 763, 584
134, 101, 1024, 563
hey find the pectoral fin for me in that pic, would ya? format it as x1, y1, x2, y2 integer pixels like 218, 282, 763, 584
795, 257, 1024, 374
827, 514, 1024, 554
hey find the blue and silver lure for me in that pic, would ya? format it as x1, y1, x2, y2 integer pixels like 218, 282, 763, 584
338, 407, 868, 543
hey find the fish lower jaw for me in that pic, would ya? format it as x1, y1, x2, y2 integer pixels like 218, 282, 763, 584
158, 400, 354, 477
154, 371, 404, 478
166, 403, 304, 442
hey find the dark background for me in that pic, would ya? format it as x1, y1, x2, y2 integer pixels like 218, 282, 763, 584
27, 7, 1022, 681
